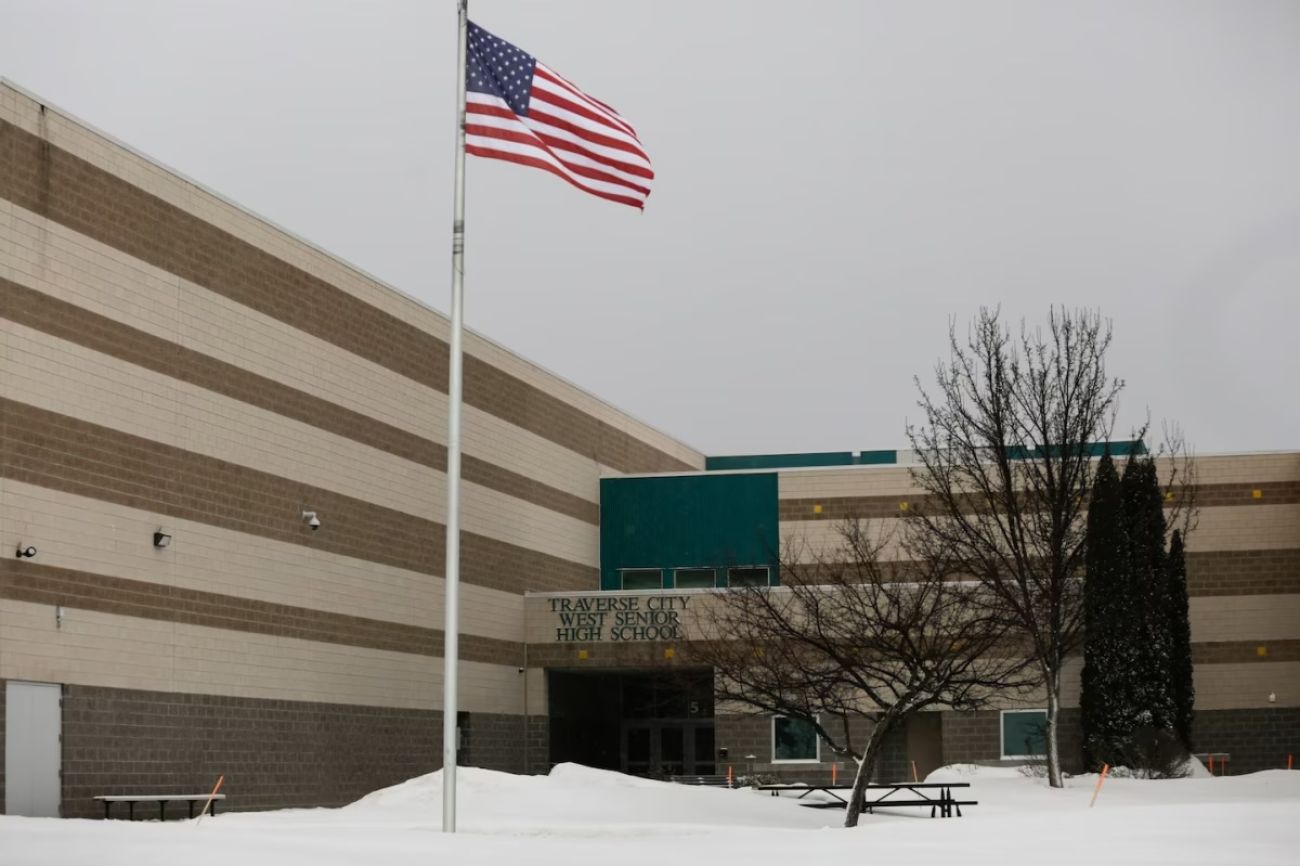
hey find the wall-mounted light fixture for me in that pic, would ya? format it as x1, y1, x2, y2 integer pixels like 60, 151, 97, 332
56, 605, 65, 630
153, 531, 173, 549
15, 544, 37, 559
301, 510, 321, 532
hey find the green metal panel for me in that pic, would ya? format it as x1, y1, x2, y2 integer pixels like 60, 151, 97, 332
600, 473, 778, 590
705, 452, 854, 471
1002, 710, 1048, 757
1007, 440, 1146, 461
855, 450, 898, 465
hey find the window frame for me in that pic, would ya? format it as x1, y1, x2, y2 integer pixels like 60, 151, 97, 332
771, 714, 821, 764
725, 566, 771, 588
619, 568, 663, 591
999, 708, 1048, 760
672, 567, 717, 589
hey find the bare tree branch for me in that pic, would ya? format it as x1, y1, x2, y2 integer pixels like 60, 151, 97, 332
692, 520, 1035, 827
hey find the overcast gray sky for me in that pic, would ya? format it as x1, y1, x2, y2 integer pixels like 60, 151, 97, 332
3, 0, 1298, 456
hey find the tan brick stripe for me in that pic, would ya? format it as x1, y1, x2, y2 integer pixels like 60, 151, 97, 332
0, 118, 693, 475
781, 551, 1300, 596
526, 639, 1300, 668
0, 397, 597, 593
0, 275, 598, 525
1191, 640, 1300, 664
779, 481, 1299, 522
0, 559, 523, 666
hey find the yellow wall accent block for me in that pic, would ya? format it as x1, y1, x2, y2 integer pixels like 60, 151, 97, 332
578, 649, 589, 660
664, 647, 675, 660
1256, 646, 1268, 657
1252, 489, 1263, 499
813, 504, 823, 515
899, 501, 909, 511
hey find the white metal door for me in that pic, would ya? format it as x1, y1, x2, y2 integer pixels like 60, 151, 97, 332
5, 681, 62, 817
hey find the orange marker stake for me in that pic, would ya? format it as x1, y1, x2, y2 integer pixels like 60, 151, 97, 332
1288, 753, 1293, 771
832, 763, 838, 785
1207, 755, 1214, 774
727, 765, 733, 787
195, 775, 225, 825
1089, 764, 1110, 809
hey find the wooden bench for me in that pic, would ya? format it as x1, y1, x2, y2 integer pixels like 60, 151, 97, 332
669, 774, 734, 788
757, 782, 975, 817
94, 793, 226, 821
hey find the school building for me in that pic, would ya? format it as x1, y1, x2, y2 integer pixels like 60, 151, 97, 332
1, 80, 1296, 817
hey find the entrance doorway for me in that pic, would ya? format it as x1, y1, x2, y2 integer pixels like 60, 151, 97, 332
549, 669, 714, 778
622, 720, 714, 777
5, 681, 62, 817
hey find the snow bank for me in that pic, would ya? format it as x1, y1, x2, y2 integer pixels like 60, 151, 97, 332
342, 763, 830, 832
3, 764, 1298, 866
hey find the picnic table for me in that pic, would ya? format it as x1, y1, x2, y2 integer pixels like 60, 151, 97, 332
669, 774, 735, 788
756, 782, 975, 818
94, 793, 226, 821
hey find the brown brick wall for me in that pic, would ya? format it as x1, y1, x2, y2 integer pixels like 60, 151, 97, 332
526, 716, 549, 775
1192, 707, 1300, 774
1192, 640, 1300, 664
462, 712, 523, 773
714, 713, 883, 784
0, 679, 6, 811
937, 707, 1298, 776
0, 397, 596, 594
939, 709, 1085, 774
527, 640, 703, 670
1186, 549, 1300, 597
779, 481, 1300, 523
58, 685, 442, 819
782, 549, 1300, 595
0, 276, 597, 526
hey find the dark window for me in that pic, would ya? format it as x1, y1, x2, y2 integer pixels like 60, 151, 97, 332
773, 716, 819, 762
621, 569, 663, 591
726, 566, 770, 587
674, 568, 716, 589
1001, 710, 1048, 758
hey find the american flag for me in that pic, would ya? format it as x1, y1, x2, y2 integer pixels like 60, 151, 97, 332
464, 22, 653, 210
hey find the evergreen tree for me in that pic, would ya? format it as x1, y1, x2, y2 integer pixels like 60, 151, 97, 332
1080, 450, 1134, 768
1166, 530, 1195, 750
1121, 456, 1177, 756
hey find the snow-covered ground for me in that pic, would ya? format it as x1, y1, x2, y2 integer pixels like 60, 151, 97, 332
3, 763, 1297, 866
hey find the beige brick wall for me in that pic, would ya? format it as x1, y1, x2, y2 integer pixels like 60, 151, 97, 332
1, 479, 524, 643
0, 599, 525, 714
0, 79, 704, 718
0, 84, 702, 474
4, 201, 615, 506
1189, 595, 1300, 643
0, 319, 597, 566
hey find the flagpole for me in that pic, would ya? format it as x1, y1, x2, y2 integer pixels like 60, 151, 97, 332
442, 0, 469, 835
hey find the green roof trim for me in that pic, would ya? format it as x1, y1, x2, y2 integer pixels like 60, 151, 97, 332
705, 452, 856, 471
1005, 440, 1146, 460
856, 449, 898, 465
704, 442, 1140, 473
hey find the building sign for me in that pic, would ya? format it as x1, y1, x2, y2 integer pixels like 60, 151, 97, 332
548, 595, 691, 642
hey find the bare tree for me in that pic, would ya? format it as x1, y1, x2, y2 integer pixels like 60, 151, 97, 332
693, 522, 1033, 828
906, 307, 1125, 788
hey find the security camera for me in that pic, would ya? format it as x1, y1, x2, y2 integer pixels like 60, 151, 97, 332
302, 510, 321, 531
15, 545, 37, 559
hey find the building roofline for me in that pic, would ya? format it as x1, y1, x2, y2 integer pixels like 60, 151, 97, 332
603, 447, 1299, 481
